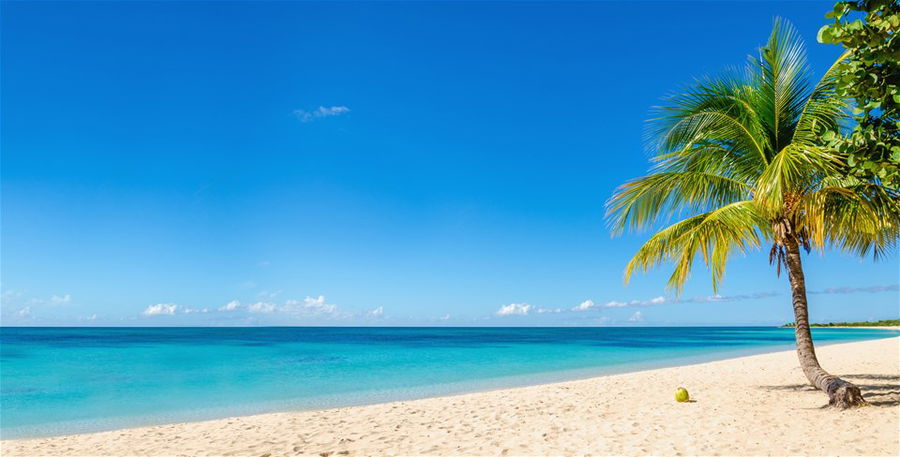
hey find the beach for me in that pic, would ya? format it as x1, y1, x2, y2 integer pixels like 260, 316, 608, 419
814, 326, 900, 330
2, 336, 897, 457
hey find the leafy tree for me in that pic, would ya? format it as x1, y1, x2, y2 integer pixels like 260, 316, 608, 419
818, 0, 900, 188
607, 19, 899, 408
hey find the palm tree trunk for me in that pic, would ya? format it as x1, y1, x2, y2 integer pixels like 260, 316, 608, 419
783, 235, 867, 409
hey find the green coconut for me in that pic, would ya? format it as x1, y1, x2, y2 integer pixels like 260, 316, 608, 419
675, 387, 690, 402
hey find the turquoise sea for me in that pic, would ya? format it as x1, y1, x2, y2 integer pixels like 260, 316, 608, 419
1, 326, 897, 438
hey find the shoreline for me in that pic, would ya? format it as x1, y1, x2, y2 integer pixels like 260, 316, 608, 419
2, 337, 897, 456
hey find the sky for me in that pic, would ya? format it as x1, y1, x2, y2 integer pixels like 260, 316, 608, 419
1, 1, 897, 327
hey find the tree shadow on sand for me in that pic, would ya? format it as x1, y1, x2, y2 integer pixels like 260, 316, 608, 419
758, 373, 899, 407
841, 374, 899, 382
844, 374, 900, 406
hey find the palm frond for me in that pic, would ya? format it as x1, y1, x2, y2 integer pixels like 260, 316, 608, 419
801, 181, 900, 258
792, 50, 850, 146
607, 171, 752, 235
649, 72, 770, 176
755, 144, 842, 219
749, 17, 811, 154
615, 18, 898, 297
624, 201, 769, 294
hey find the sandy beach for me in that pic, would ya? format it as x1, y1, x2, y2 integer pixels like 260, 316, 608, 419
815, 326, 900, 330
2, 336, 898, 457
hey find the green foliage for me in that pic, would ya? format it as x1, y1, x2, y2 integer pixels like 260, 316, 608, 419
782, 319, 900, 327
818, 0, 900, 189
607, 19, 900, 294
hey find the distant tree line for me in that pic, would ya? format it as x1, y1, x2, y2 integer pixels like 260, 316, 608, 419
781, 319, 900, 327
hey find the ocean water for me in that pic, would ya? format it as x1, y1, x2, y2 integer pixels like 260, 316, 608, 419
1, 326, 896, 438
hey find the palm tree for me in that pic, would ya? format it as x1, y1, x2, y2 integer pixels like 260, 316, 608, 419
606, 19, 899, 408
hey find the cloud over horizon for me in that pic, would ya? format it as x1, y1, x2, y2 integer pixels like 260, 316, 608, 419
496, 303, 532, 316
499, 290, 786, 320
182, 307, 209, 314
809, 284, 899, 295
50, 294, 72, 304
219, 300, 241, 312
138, 295, 376, 321
142, 303, 178, 316
572, 296, 668, 311
492, 282, 898, 322
285, 295, 337, 315
247, 302, 277, 313
10, 282, 896, 325
294, 106, 350, 123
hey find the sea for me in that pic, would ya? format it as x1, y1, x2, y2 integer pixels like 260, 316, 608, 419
1, 326, 896, 439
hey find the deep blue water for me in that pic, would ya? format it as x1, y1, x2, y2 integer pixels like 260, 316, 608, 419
1, 326, 897, 438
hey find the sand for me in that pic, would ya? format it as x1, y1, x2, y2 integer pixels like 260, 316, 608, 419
816, 326, 900, 330
2, 336, 898, 457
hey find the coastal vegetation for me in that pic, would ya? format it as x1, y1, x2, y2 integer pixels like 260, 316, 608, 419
606, 17, 899, 408
817, 0, 899, 189
782, 319, 900, 327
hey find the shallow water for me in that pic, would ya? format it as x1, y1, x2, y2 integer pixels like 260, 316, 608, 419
1, 326, 896, 438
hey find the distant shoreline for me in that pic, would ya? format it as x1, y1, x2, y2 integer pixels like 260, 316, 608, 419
781, 319, 900, 329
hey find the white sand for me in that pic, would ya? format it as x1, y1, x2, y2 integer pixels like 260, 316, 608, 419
816, 326, 900, 330
2, 336, 898, 457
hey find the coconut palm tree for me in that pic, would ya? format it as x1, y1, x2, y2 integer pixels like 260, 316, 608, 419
606, 19, 899, 408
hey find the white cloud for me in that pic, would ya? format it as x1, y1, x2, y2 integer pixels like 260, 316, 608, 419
50, 294, 72, 304
687, 292, 777, 303
497, 291, 778, 319
142, 303, 178, 316
629, 311, 644, 322
219, 300, 242, 311
284, 295, 337, 315
496, 303, 532, 316
572, 299, 595, 311
694, 294, 725, 303
810, 284, 898, 294
247, 302, 277, 313
536, 307, 563, 314
3, 290, 74, 307
294, 106, 350, 123
439, 314, 450, 320
575, 296, 670, 310
216, 295, 343, 318
16, 306, 30, 317
183, 307, 209, 314
607, 298, 657, 308
130, 294, 387, 321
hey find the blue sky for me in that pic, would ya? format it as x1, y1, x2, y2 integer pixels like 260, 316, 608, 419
2, 1, 897, 327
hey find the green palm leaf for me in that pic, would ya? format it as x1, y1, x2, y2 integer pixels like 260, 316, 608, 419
623, 201, 769, 293
607, 17, 898, 293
